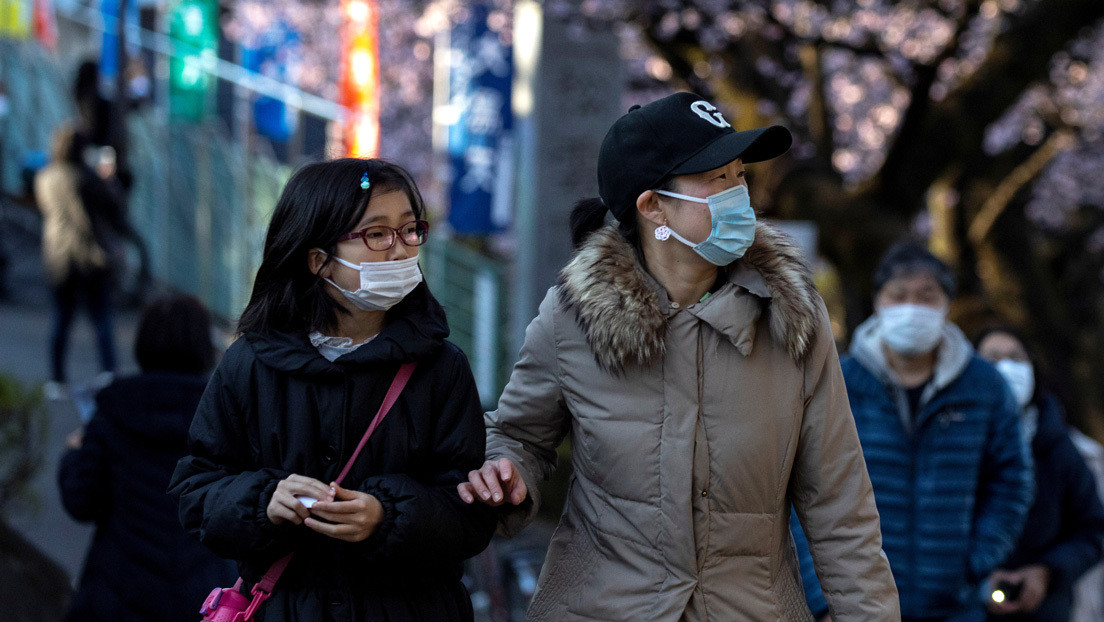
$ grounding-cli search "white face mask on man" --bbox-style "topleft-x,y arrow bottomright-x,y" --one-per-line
315,251 -> 423,311
877,303 -> 946,356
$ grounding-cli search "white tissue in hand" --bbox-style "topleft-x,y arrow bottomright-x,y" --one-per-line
295,496 -> 318,509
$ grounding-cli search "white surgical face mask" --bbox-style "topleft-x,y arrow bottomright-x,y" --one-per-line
317,251 -> 422,311
994,359 -> 1035,409
877,303 -> 946,355
654,184 -> 756,266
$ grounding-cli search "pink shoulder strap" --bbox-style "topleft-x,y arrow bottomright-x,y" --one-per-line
242,362 -> 417,609
334,362 -> 417,486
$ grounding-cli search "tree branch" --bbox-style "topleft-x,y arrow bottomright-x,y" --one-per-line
875,0 -> 1104,214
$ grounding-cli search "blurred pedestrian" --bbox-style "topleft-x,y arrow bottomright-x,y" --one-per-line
72,58 -> 152,299
73,60 -> 112,155
34,124 -> 125,395
58,294 -> 236,621
459,92 -> 898,620
792,242 -> 1033,622
169,158 -> 497,621
975,326 -> 1104,622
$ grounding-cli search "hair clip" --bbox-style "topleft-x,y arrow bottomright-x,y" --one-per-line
360,172 -> 371,190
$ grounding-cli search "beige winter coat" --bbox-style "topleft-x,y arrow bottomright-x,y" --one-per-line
34,162 -> 107,282
486,223 -> 899,621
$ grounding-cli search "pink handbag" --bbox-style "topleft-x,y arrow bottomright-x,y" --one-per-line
198,363 -> 417,621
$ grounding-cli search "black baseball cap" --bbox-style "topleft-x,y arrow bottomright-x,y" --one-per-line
597,92 -> 792,222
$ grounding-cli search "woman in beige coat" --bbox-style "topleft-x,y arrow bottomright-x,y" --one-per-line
34,124 -> 122,388
460,92 -> 899,621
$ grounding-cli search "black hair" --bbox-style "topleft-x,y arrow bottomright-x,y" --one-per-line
135,294 -> 216,374
74,60 -> 100,103
973,323 -> 1045,406
568,176 -> 681,251
569,198 -> 642,251
873,240 -> 956,298
237,158 -> 426,336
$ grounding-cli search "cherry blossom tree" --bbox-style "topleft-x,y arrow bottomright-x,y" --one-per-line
223,0 -> 1104,429
563,0 -> 1104,429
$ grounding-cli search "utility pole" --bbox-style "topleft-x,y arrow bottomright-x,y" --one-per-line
111,0 -> 129,174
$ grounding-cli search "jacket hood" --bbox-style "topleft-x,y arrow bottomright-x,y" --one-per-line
244,282 -> 450,376
557,222 -> 820,374
849,312 -> 973,391
95,372 -> 210,447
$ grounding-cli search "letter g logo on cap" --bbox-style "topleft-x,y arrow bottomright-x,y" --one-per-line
690,100 -> 731,128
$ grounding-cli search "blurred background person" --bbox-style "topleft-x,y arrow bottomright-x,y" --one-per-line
975,326 -> 1104,622
793,241 -> 1033,622
34,124 -> 126,397
72,61 -> 112,158
57,293 -> 235,622
70,59 -> 151,301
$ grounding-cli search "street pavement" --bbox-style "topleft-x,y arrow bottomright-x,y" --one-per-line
0,202 -> 139,585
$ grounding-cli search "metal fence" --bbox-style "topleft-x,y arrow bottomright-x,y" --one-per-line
421,238 -> 514,408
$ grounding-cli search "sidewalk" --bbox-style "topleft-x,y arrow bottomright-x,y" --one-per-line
0,203 -> 140,585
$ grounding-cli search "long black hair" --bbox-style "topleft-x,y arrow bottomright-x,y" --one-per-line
237,158 -> 426,336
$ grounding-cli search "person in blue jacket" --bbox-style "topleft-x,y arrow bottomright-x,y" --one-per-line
975,326 -> 1104,622
792,241 -> 1033,622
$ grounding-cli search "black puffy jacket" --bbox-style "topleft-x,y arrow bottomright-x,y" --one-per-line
59,372 -> 238,621
169,284 -> 497,622
987,393 -> 1104,622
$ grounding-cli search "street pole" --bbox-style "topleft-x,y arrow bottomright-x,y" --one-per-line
112,0 -> 129,172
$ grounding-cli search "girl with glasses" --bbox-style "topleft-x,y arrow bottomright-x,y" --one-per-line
170,158 -> 496,622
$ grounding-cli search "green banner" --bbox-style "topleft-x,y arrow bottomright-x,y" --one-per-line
168,0 -> 217,122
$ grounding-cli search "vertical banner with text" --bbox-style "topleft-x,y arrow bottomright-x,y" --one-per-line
447,3 -> 512,235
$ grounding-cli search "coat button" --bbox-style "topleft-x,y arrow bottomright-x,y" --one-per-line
671,301 -> 680,309
322,445 -> 338,464
701,489 -> 708,497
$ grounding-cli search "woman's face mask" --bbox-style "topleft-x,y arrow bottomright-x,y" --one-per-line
877,303 -> 946,355
994,359 -> 1035,409
654,184 -> 756,266
316,252 -> 423,311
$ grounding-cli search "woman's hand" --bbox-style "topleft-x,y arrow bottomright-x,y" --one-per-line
266,474 -> 333,526
304,483 -> 384,542
457,458 -> 527,506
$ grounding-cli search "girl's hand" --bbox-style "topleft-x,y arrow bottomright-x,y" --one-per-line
304,483 -> 384,542
266,475 -> 333,525
457,458 -> 528,506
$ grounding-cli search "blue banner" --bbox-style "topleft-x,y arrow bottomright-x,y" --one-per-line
447,3 -> 513,235
99,0 -> 139,82
241,20 -> 301,143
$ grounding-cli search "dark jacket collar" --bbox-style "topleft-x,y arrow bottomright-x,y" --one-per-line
244,282 -> 449,377
95,372 -> 210,445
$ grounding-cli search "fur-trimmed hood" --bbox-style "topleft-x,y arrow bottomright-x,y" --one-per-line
557,222 -> 820,374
